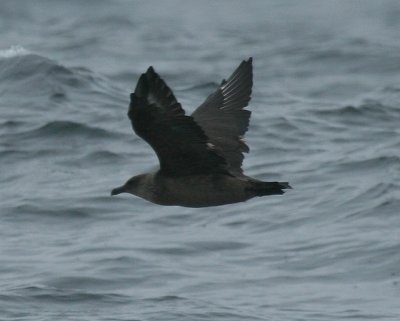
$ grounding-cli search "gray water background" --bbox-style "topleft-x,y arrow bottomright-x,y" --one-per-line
1,1 -> 400,320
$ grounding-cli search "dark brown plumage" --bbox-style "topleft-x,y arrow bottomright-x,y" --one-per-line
111,58 -> 291,207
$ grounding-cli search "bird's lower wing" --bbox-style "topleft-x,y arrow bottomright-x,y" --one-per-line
128,67 -> 228,177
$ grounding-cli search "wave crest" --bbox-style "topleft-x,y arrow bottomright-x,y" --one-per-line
0,45 -> 30,58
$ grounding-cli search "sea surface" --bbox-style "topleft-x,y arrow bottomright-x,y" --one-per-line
1,1 -> 400,320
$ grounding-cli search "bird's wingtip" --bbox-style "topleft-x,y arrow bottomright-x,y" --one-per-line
146,66 -> 155,74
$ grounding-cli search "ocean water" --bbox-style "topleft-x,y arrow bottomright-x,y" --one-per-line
1,1 -> 400,320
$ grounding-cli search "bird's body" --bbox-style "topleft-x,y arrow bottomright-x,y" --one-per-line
114,171 -> 286,208
111,58 -> 291,207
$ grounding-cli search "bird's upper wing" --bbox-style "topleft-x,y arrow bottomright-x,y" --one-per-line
191,58 -> 253,176
128,67 -> 228,177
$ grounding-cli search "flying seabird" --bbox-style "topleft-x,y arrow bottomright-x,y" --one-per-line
111,58 -> 291,207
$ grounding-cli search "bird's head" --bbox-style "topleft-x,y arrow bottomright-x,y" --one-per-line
111,174 -> 146,196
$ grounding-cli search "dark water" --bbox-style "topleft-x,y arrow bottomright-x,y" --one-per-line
1,1 -> 400,320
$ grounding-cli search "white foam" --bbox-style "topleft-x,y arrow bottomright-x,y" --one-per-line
0,45 -> 30,58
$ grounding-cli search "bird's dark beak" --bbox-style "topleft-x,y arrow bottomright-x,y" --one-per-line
111,185 -> 125,196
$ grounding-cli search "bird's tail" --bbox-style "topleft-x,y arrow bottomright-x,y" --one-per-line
248,181 -> 292,196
